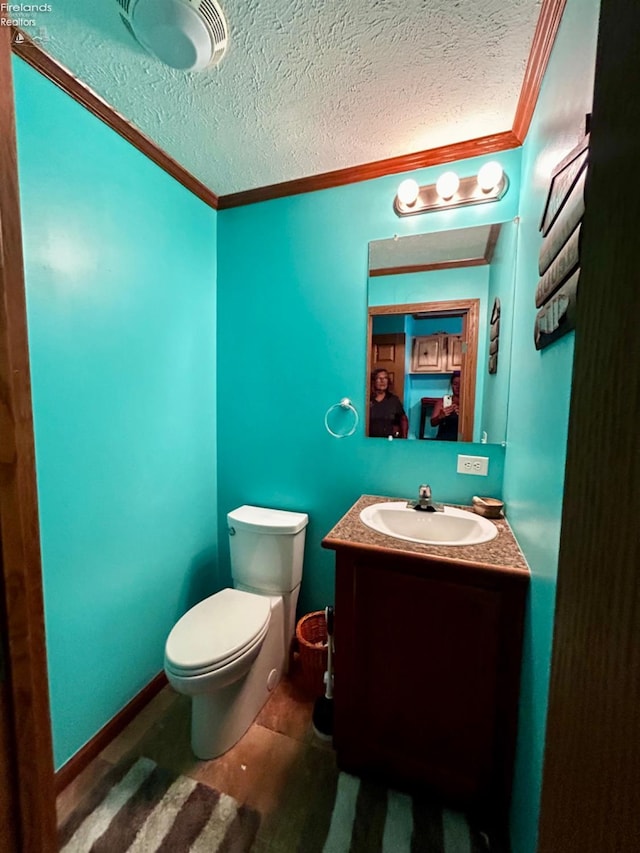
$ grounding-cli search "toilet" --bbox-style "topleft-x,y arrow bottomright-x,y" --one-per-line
164,505 -> 309,759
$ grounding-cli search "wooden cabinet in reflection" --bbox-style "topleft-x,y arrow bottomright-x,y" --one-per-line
411,333 -> 463,374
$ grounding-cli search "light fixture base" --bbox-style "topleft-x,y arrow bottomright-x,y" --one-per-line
394,173 -> 509,217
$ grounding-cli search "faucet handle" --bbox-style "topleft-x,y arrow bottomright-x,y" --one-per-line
419,484 -> 431,498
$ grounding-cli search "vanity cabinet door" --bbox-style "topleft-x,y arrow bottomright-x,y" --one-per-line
333,550 -> 525,815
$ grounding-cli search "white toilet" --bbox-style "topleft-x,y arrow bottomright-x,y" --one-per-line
164,505 -> 309,759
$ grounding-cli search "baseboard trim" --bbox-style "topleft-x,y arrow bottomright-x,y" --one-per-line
54,672 -> 168,795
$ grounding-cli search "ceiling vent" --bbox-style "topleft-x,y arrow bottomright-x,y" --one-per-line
118,0 -> 228,72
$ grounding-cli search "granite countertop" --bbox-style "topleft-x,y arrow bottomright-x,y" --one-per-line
322,494 -> 529,577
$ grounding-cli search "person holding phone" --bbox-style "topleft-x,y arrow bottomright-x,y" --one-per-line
430,371 -> 461,441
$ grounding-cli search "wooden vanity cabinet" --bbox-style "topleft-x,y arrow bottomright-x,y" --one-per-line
330,545 -> 528,818
411,333 -> 463,373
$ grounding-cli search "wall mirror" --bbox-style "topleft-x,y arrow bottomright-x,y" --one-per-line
367,220 -> 518,444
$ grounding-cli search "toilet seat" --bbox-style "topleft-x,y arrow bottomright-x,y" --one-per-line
165,588 -> 271,678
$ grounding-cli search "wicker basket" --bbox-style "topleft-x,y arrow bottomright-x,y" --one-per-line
295,611 -> 328,697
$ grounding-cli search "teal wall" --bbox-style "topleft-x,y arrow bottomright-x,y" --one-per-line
368,264 -> 488,308
217,148 -> 521,615
13,58 -> 219,769
504,1 -> 601,850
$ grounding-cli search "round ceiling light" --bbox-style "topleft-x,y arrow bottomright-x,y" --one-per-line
435,171 -> 460,201
477,161 -> 504,192
397,179 -> 420,206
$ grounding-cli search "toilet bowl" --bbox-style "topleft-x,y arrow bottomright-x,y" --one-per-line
163,505 -> 308,759
165,588 -> 285,758
165,587 -> 272,689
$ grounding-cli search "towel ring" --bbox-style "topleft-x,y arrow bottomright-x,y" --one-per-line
324,398 -> 359,438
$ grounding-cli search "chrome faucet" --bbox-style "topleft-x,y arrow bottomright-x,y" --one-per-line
418,484 -> 432,509
408,483 -> 444,512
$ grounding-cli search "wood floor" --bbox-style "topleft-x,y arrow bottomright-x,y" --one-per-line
56,665 -> 338,851
55,663 -> 506,852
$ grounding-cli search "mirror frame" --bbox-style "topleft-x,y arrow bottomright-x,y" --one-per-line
366,298 -> 480,441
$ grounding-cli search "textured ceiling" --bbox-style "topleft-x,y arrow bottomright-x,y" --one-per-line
23,0 -> 541,196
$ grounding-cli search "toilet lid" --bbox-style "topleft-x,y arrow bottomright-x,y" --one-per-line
165,588 -> 271,674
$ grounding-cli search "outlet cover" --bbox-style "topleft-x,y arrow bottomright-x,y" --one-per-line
457,454 -> 489,476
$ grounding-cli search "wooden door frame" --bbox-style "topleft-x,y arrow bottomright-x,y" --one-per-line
366,299 -> 479,441
537,0 -> 640,848
0,26 -> 57,853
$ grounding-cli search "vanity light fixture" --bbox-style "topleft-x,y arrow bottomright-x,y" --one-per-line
394,162 -> 509,217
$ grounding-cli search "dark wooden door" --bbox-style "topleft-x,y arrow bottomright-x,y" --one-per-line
538,2 -> 640,850
371,333 -> 406,402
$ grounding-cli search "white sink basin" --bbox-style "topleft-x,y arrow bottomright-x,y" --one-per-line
359,501 -> 498,546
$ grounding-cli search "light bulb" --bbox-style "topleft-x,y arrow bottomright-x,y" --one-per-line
435,171 -> 460,200
477,161 -> 504,192
397,179 -> 420,206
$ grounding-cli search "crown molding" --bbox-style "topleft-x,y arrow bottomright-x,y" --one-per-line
220,0 -> 568,208
217,131 -> 520,209
370,258 -> 489,277
11,0 -> 568,208
512,0 -> 569,142
10,28 -> 219,210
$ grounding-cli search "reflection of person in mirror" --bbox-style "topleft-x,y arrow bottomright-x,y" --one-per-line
431,371 -> 461,441
369,368 -> 408,438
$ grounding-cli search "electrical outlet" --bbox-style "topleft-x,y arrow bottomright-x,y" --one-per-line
457,454 -> 489,476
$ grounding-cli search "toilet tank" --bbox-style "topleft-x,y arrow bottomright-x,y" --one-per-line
227,505 -> 309,594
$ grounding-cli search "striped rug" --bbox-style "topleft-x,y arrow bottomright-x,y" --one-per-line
58,756 -> 260,852
299,771 -> 494,853
60,756 -> 498,852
